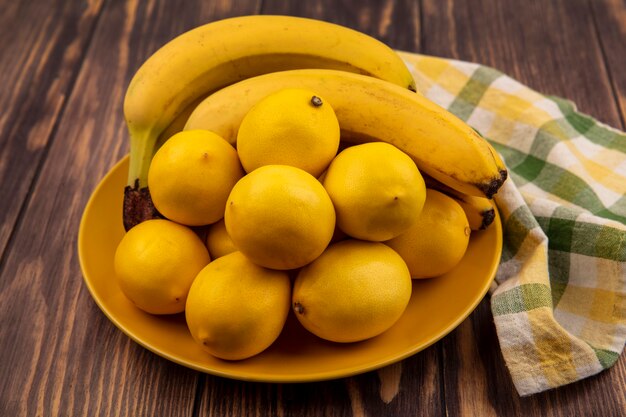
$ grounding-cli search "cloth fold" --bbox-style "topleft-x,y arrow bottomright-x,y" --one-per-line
398,51 -> 626,396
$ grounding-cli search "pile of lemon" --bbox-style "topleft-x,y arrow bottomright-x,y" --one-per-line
114,89 -> 471,360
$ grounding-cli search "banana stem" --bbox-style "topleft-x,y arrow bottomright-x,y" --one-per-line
123,129 -> 162,231
127,129 -> 158,188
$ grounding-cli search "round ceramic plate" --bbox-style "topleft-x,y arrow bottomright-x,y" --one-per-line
78,156 -> 502,382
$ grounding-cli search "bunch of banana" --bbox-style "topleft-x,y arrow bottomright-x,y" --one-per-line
122,15 -> 417,230
184,69 -> 507,201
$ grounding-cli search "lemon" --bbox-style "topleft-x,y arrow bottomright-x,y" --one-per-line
323,142 -> 426,241
225,165 -> 335,270
292,240 -> 412,343
385,189 -> 471,278
206,219 -> 237,259
236,88 -> 340,177
148,129 -> 244,226
114,219 -> 210,314
185,251 -> 291,360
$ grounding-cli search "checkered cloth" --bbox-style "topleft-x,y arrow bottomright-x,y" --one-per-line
397,52 -> 626,396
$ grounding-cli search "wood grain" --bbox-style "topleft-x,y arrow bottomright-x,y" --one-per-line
261,0 -> 421,52
421,0 -> 626,415
0,0 -> 259,416
194,345 -> 442,417
1,0 -> 625,415
421,0 -> 622,128
0,0 -> 103,272
591,0 -> 626,126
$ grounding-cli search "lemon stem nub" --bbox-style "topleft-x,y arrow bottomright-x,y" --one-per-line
311,96 -> 323,107
294,302 -> 305,314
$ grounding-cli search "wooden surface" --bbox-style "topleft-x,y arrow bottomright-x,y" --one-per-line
0,0 -> 624,415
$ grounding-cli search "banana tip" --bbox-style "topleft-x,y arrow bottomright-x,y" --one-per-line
123,182 -> 162,230
480,209 -> 496,230
480,169 -> 508,199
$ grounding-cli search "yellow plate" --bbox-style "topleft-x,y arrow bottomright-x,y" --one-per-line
78,156 -> 502,382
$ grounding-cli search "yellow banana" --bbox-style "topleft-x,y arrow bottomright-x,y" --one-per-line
454,194 -> 496,231
122,15 -> 416,229
185,69 -> 507,199
423,175 -> 496,230
153,95 -> 209,152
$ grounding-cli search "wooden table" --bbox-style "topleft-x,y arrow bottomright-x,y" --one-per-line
1,0 -> 625,415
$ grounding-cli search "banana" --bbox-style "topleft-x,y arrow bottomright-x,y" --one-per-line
153,95 -> 209,152
122,15 -> 416,230
423,176 -> 496,230
455,194 -> 496,231
185,69 -> 507,199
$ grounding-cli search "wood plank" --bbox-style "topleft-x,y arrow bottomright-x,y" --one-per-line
352,348 -> 443,417
0,0 -> 103,271
591,0 -> 626,126
421,0 -> 626,414
194,346 -> 442,416
261,0 -> 421,52
421,0 -> 622,128
442,300 -> 510,417
0,1 -> 259,416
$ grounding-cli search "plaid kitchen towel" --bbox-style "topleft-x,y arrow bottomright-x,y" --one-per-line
397,52 -> 626,396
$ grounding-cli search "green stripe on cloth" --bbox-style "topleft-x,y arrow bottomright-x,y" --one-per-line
448,66 -> 502,121
491,142 -> 626,224
550,282 -> 568,308
542,208 -> 578,306
606,195 -> 626,219
527,117 -> 585,159
501,205 -> 539,262
529,126 -> 562,160
550,96 -> 626,152
535,216 -> 626,261
489,140 -> 530,173
492,283 -> 553,316
591,347 -> 621,368
594,224 -> 626,261
514,154 -> 546,183
585,125 -> 626,153
547,250 -> 570,306
546,217 -> 575,253
567,112 -> 595,135
552,205 -> 584,221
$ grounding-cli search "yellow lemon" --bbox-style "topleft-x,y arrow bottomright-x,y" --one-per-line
225,165 -> 335,270
185,251 -> 291,360
114,219 -> 210,314
236,88 -> 340,177
148,129 -> 244,226
206,219 -> 237,259
385,189 -> 471,278
292,240 -> 412,343
323,142 -> 426,241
